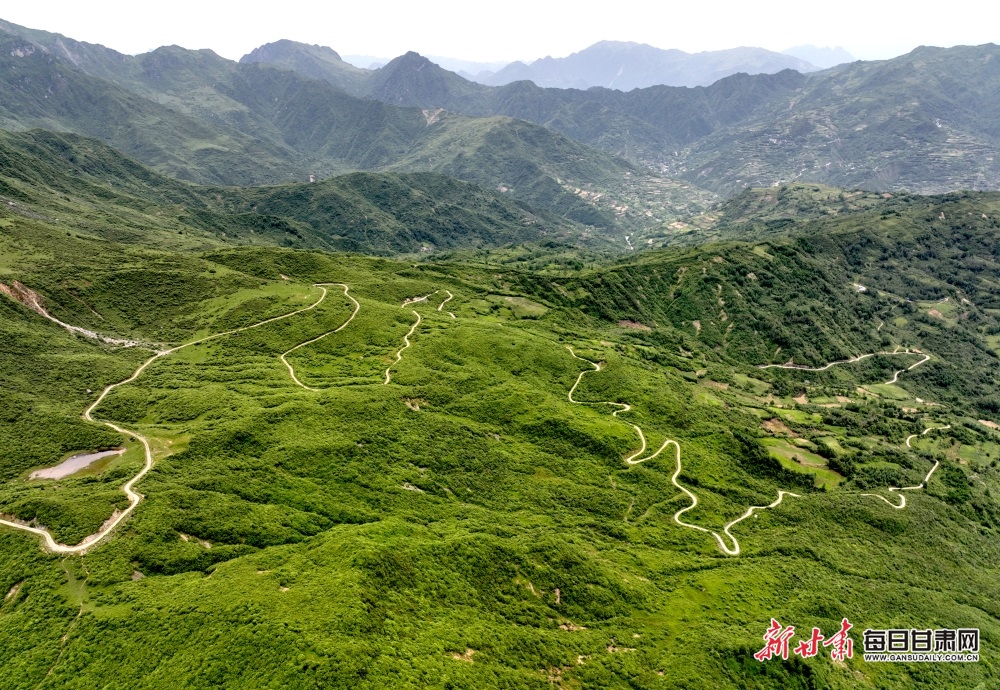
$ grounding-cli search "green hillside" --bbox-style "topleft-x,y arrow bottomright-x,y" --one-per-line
0,23 -> 690,234
0,129 -> 581,254
28,21 -> 999,230
242,39 -> 1000,197
671,45 -> 1000,194
204,171 -> 582,252
2,174 -> 1000,686
0,32 -> 300,186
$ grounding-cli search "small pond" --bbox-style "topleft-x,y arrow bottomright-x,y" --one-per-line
29,448 -> 125,480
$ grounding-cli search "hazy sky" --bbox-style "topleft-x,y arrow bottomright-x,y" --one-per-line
3,0 -> 997,63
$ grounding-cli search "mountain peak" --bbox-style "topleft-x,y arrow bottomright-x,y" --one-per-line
369,51 -> 483,107
238,39 -> 369,94
241,39 -> 345,66
385,51 -> 434,68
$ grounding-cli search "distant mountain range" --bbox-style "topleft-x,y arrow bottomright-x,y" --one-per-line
343,42 -> 824,90
471,41 -> 819,90
341,42 -> 821,90
2,14 -> 999,239
242,39 -> 1000,195
1,19 -> 688,235
343,54 -> 511,78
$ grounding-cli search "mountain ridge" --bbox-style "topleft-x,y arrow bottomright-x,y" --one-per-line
0,22 -> 677,233
477,40 -> 819,90
0,128 -> 582,253
236,36 -> 1000,196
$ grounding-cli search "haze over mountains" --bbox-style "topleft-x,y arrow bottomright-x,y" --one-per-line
782,44 -> 855,69
343,42 -> 857,89
471,41 -> 819,89
241,37 -> 1000,197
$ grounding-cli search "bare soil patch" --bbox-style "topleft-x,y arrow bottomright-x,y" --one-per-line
421,108 -> 445,125
762,419 -> 794,436
450,648 -> 476,663
5,581 -> 22,601
617,319 -> 651,331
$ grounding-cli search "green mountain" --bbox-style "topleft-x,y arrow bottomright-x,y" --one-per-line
243,39 -> 1000,197
30,21 -> 998,231
0,129 -> 580,253
0,31 -> 300,186
3,172 -> 1000,687
670,44 -> 1000,194
3,18 -> 1000,686
239,39 -> 371,94
0,21 -> 697,235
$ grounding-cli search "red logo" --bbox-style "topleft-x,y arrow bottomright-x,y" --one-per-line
756,618 -> 854,661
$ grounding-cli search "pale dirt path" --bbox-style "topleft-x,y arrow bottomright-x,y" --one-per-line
402,291 -> 437,307
437,290 -> 456,318
565,346 -> 797,555
384,310 -> 422,385
861,425 -> 951,509
0,285 -> 332,553
760,346 -> 948,508
280,284 -> 360,391
666,437 -> 800,556
883,353 -> 931,385
757,348 -> 928,378
382,291 -> 457,384
1,281 -> 143,348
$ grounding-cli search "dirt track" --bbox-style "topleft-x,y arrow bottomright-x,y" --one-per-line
0,284 -> 333,553
281,284 -> 360,391
565,346 -> 796,556
861,425 -> 951,509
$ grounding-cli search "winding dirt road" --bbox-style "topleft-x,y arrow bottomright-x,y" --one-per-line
883,353 -> 931,385
437,290 -> 455,318
0,284 -> 333,553
1,281 -> 143,347
280,284 -> 360,391
669,442 -> 800,556
760,347 -> 950,509
861,425 -> 952,509
758,348 -> 929,381
384,310 -> 422,385
566,346 -> 797,555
